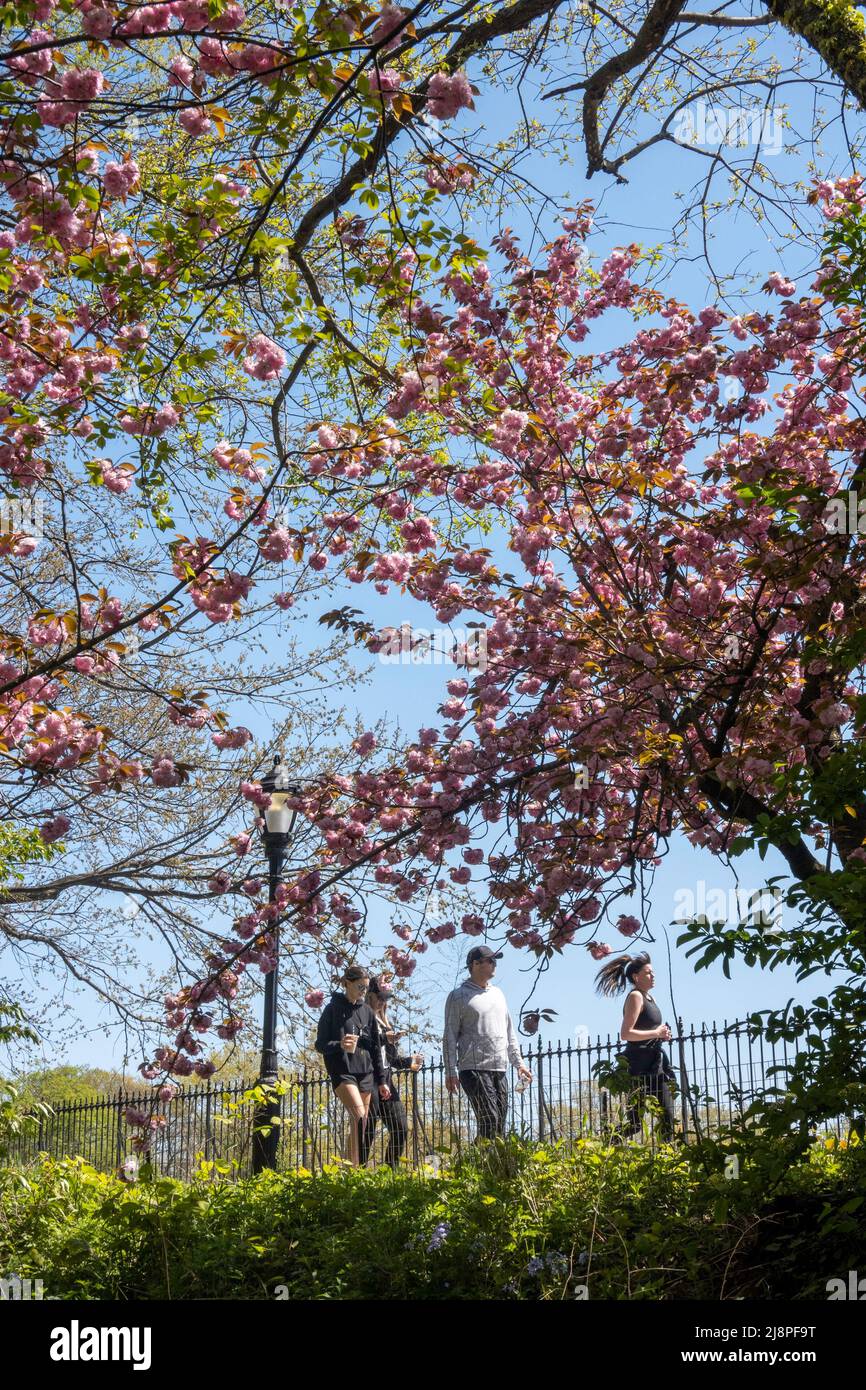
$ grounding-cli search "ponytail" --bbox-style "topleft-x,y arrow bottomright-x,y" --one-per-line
594,952 -> 651,997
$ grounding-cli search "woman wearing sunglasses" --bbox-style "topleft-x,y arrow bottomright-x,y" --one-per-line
315,965 -> 390,1166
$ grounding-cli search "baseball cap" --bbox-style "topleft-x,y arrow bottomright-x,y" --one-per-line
466,944 -> 504,967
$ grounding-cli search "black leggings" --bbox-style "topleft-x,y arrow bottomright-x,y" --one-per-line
359,1087 -> 408,1168
623,1071 -> 676,1139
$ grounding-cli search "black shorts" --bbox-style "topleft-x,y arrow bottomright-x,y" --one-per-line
331,1073 -> 374,1094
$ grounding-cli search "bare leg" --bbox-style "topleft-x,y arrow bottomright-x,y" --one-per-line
358,1090 -> 373,1164
335,1083 -> 368,1166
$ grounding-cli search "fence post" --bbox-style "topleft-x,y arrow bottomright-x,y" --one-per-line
410,1067 -> 420,1168
536,1038 -> 545,1141
204,1086 -> 212,1166
115,1088 -> 125,1171
677,1016 -> 689,1141
447,1058 -> 460,1158
302,1069 -> 311,1171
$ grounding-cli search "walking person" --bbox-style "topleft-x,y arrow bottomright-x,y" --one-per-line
443,945 -> 532,1140
361,975 -> 424,1168
315,965 -> 390,1166
594,951 -> 677,1142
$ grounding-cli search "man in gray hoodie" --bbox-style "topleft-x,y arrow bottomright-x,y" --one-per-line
443,945 -> 533,1139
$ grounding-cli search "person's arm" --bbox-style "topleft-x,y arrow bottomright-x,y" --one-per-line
505,1003 -> 523,1069
504,998 -> 532,1080
369,1012 -> 386,1088
620,992 -> 667,1042
314,1003 -> 342,1057
443,990 -> 461,1078
381,1022 -> 413,1070
369,1013 -> 391,1098
386,1030 -> 423,1071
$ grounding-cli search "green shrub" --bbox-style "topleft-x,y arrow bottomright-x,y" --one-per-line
1,1136 -> 863,1300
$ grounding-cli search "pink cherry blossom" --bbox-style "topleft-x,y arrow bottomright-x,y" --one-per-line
35,99 -> 77,127
616,915 -> 641,938
242,334 -> 287,381
368,68 -> 402,96
103,160 -> 141,199
764,270 -> 796,297
95,460 -> 134,493
81,6 -> 115,37
178,106 -> 212,137
425,71 -> 474,121
461,915 -> 485,936
168,55 -> 196,88
151,756 -> 182,787
370,4 -> 406,49
240,780 -> 271,810
59,68 -> 108,103
588,943 -> 613,961
40,813 -> 70,843
212,726 -> 253,750
258,526 -> 292,562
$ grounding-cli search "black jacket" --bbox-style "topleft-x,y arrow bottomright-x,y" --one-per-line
315,992 -> 385,1086
375,1027 -> 414,1089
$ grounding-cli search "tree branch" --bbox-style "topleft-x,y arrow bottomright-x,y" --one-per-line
679,10 -> 774,24
545,0 -> 688,177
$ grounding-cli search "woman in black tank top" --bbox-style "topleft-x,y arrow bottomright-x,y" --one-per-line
594,951 -> 677,1141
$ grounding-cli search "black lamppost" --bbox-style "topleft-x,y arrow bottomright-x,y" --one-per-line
251,752 -> 300,1175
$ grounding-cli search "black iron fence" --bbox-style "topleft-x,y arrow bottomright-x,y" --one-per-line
6,1017 -> 846,1180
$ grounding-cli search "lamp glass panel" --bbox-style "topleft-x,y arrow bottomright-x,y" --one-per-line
264,790 -> 292,835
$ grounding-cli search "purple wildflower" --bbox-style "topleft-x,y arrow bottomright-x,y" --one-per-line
427,1220 -> 451,1251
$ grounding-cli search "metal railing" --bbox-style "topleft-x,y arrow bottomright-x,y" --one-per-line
5,1017 -> 845,1179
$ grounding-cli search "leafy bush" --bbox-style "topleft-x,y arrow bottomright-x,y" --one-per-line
0,1080 -> 52,1165
1,1137 -> 863,1300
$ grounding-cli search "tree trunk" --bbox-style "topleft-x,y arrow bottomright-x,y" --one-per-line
764,0 -> 866,108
